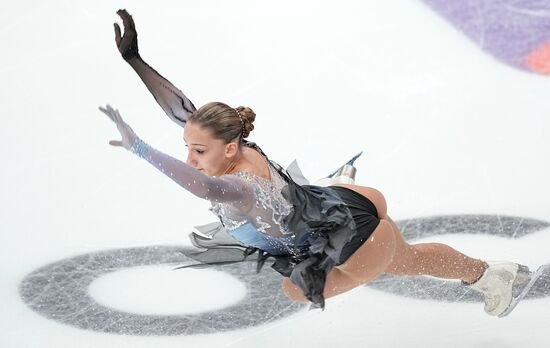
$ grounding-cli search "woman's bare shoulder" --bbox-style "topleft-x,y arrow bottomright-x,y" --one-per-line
236,146 -> 272,181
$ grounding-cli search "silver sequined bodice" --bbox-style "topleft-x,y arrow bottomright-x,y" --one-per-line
211,163 -> 294,238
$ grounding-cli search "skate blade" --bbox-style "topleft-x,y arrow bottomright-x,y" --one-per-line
498,264 -> 550,318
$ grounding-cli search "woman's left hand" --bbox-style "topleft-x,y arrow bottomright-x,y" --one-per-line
98,104 -> 137,150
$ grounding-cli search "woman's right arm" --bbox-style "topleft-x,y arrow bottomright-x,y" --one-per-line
131,138 -> 253,204
99,105 -> 253,206
114,9 -> 196,127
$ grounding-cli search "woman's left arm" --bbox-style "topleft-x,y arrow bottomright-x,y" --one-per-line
114,9 -> 196,128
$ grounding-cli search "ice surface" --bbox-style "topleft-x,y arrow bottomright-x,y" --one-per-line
2,0 -> 550,347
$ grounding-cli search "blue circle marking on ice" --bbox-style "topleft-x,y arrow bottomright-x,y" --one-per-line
19,214 -> 550,336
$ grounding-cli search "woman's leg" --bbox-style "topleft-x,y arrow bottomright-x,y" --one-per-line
282,183 -> 487,302
331,184 -> 487,284
383,215 -> 486,283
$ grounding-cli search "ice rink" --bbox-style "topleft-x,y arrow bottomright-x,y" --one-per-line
2,1 -> 550,347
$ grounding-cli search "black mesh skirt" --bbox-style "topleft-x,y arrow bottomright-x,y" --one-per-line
261,180 -> 384,310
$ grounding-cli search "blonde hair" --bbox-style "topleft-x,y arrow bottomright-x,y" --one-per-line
188,102 -> 256,143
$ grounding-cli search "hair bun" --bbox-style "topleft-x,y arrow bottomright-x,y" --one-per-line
235,106 -> 256,138
189,102 -> 257,143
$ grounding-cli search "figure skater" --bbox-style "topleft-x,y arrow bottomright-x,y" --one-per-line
99,9 -> 531,316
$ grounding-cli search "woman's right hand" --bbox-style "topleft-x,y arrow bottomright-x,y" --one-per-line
114,9 -> 140,61
99,104 -> 138,151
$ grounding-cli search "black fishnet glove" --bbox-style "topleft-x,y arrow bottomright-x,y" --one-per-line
114,9 -> 140,61
111,8 -> 196,127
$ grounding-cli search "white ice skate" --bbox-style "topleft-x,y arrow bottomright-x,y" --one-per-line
314,152 -> 362,187
466,261 -> 531,317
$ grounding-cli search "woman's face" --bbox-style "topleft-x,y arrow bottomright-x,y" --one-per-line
183,121 -> 238,176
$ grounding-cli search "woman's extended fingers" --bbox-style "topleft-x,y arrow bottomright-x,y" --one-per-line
118,9 -> 135,29
114,23 -> 122,46
98,106 -> 124,147
105,104 -> 117,116
109,140 -> 123,147
114,9 -> 139,60
98,104 -> 136,150
111,107 -> 124,125
98,106 -> 116,123
98,104 -> 124,125
114,108 -> 123,121
126,10 -> 136,29
117,9 -> 135,32
99,105 -> 115,119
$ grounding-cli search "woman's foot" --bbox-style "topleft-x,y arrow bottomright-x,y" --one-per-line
465,261 -> 531,316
